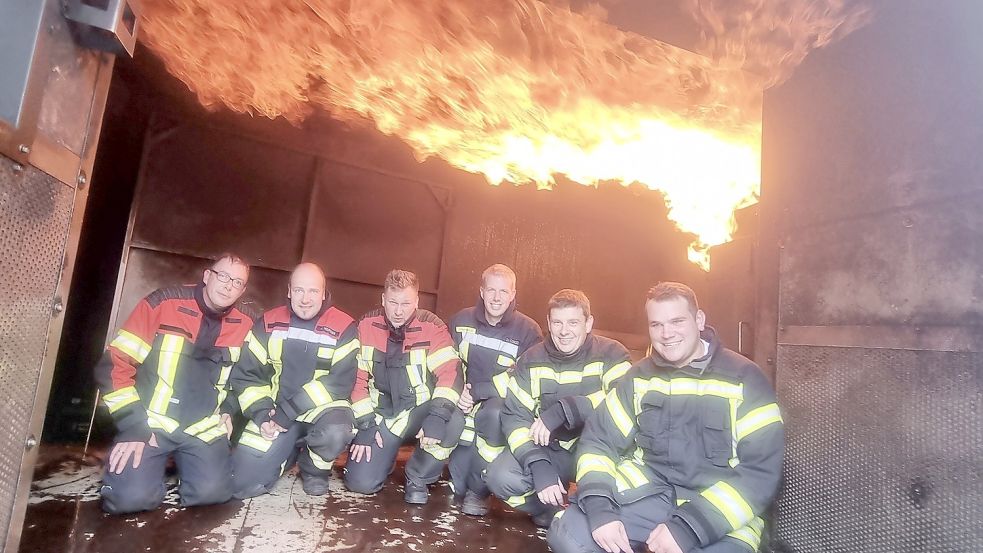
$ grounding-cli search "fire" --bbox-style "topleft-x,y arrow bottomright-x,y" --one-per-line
138,0 -> 869,270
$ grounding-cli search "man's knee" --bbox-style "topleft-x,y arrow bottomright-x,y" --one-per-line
547,508 -> 598,553
474,398 -> 503,440
100,481 -> 166,515
307,423 -> 353,460
343,463 -> 386,495
486,456 -> 528,499
180,472 -> 233,507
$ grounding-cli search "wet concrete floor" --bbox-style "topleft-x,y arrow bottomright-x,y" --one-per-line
21,444 -> 548,553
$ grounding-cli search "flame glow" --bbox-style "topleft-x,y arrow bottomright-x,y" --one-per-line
139,0 -> 869,270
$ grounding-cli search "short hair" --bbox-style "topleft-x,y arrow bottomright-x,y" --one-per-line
384,269 -> 419,292
212,252 -> 250,276
481,263 -> 516,289
548,289 -> 591,319
646,282 -> 699,314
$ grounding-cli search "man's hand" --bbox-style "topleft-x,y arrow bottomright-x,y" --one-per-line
591,520 -> 632,553
220,413 -> 233,439
416,428 -> 439,447
260,420 -> 286,440
647,524 -> 683,553
108,433 -> 158,475
349,431 -> 383,463
458,383 -> 474,412
530,417 -> 551,446
536,478 -> 567,507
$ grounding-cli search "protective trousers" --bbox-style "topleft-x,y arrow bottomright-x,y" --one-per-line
231,407 -> 354,498
486,443 -> 575,515
344,402 -> 466,494
100,431 -> 232,514
548,494 -> 753,553
448,397 -> 505,498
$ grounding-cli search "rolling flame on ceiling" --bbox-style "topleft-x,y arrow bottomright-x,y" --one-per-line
139,0 -> 870,270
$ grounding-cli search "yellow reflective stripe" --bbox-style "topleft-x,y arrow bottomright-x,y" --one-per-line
215,364 -> 233,409
147,410 -> 180,433
508,377 -> 536,411
238,422 -> 273,452
505,492 -> 532,508
303,380 -> 333,407
239,385 -> 272,411
606,392 -> 635,437
195,425 -> 228,443
308,448 -> 334,470
459,340 -> 470,363
246,331 -> 268,364
602,361 -> 632,390
406,363 -> 424,387
432,386 -> 460,404
617,459 -> 649,488
586,390 -> 606,408
316,346 -> 335,359
351,397 -> 375,418
507,427 -> 532,452
332,338 -> 359,363
455,326 -> 476,334
421,440 -> 455,461
409,349 -> 427,365
736,403 -> 783,441
298,399 -> 350,423
577,453 -> 618,480
701,481 -> 755,531
671,378 -> 744,400
148,334 -> 183,414
496,355 -> 515,368
530,365 -> 600,391
385,409 -> 413,437
557,437 -> 577,451
184,414 -> 220,436
358,346 -> 375,374
475,435 -> 505,463
492,371 -> 510,398
459,428 -> 475,444
111,329 -> 152,362
727,517 -> 764,550
583,362 -> 604,378
229,346 -> 241,363
427,346 -> 458,370
268,336 -> 285,398
103,386 -> 140,413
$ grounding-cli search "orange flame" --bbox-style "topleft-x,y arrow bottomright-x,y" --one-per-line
139,0 -> 869,270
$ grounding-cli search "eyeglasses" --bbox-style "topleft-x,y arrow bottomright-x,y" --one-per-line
209,269 -> 246,290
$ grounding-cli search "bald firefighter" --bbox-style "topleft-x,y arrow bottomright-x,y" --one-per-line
230,263 -> 359,497
487,289 -> 631,526
94,253 -> 253,514
548,282 -> 785,553
344,269 -> 466,504
447,263 -> 542,516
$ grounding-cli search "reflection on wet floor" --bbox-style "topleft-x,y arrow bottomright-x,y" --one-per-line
23,444 -> 548,553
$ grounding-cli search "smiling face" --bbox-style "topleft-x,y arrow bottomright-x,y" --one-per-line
548,305 -> 593,355
288,263 -> 326,320
646,296 -> 706,367
480,273 -> 515,325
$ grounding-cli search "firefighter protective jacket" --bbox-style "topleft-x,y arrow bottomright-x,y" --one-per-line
575,327 -> 784,552
350,309 -> 463,441
449,299 -> 542,402
230,303 -> 359,438
503,334 -> 631,471
95,284 -> 253,443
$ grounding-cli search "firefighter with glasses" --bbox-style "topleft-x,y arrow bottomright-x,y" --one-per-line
548,282 -> 785,553
94,253 -> 253,514
230,262 -> 359,497
487,289 -> 631,527
344,269 -> 466,504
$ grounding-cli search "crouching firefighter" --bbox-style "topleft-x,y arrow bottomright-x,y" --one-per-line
94,253 -> 253,514
486,289 -> 631,527
344,269 -> 466,504
447,263 -> 542,516
548,282 -> 785,553
230,263 -> 359,497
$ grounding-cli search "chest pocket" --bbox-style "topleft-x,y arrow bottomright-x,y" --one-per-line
636,393 -> 669,457
702,402 -> 733,467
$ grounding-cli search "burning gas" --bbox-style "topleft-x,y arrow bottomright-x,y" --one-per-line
139,0 -> 869,270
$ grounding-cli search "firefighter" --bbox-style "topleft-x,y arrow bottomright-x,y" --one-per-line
486,289 -> 631,527
94,253 -> 253,514
229,262 -> 359,497
343,269 -> 466,504
547,282 -> 785,553
447,264 -> 542,516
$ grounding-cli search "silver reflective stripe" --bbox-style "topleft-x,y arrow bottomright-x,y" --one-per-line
270,327 -> 338,347
462,332 -> 519,358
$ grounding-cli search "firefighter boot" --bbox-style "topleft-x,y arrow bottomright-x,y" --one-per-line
404,480 -> 429,505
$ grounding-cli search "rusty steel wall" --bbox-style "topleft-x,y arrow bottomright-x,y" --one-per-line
763,1 -> 983,551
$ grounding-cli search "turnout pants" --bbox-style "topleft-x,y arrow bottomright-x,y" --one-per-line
448,397 -> 506,498
344,401 -> 466,494
232,407 -> 354,498
486,443 -> 575,515
548,494 -> 753,553
100,431 -> 232,514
